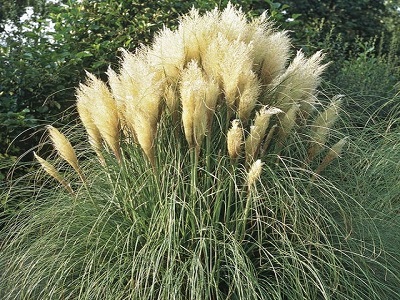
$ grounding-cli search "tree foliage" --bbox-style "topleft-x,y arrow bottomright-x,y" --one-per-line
282,0 -> 387,39
280,0 -> 400,54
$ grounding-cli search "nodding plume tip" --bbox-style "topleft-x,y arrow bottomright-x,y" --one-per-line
247,159 -> 264,187
33,151 -> 74,194
227,119 -> 243,160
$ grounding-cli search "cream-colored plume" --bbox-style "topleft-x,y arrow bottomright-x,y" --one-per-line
259,31 -> 291,85
68,4 -> 339,173
245,106 -> 282,162
134,112 -> 157,167
34,152 -> 74,194
164,83 -> 180,127
312,137 -> 348,180
244,11 -> 271,67
78,72 -> 121,162
219,3 -> 248,42
47,125 -> 85,182
237,71 -> 260,122
148,27 -> 185,81
270,50 -> 328,112
204,77 -> 220,132
202,37 -> 224,83
227,119 -> 243,160
114,54 -> 142,137
117,49 -> 164,166
219,38 -> 254,110
247,159 -> 264,187
203,32 -> 255,111
307,97 -> 342,162
178,7 -> 219,63
76,92 -> 104,163
107,67 -> 128,133
180,60 -> 209,154
276,103 -> 300,150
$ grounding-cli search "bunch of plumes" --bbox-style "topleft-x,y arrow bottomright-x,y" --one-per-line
36,3 -> 345,190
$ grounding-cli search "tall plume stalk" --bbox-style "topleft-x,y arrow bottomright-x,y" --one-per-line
76,72 -> 121,162
311,137 -> 348,181
307,96 -> 342,163
47,126 -> 85,183
33,152 -> 74,194
245,106 -> 282,164
227,119 -> 243,161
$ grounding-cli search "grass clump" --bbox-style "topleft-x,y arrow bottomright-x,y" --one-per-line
1,3 -> 398,299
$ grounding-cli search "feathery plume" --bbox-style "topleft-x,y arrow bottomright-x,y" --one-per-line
307,97 -> 342,162
34,152 -> 74,194
181,61 -> 199,148
237,71 -> 260,122
276,103 -> 300,151
118,50 -> 163,166
202,34 -> 255,112
68,4 -> 337,174
245,106 -> 282,162
270,50 -> 328,112
47,125 -> 85,182
219,3 -> 248,42
193,98 -> 208,156
204,77 -> 220,132
114,52 -> 142,138
227,119 -> 243,160
79,72 -> 121,162
134,112 -> 157,168
219,38 -> 254,110
76,92 -> 104,164
164,83 -> 180,127
107,67 -> 128,130
244,11 -> 272,67
178,7 -> 219,63
148,27 -> 185,81
202,34 -> 225,83
259,31 -> 291,85
247,159 -> 264,187
180,60 -> 209,153
312,137 -> 348,180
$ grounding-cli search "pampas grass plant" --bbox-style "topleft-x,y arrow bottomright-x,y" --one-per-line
1,3 -> 398,300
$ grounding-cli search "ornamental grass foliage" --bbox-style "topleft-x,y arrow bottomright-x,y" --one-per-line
1,3 -> 398,300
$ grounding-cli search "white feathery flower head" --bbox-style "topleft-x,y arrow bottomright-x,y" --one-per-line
47,125 -> 79,171
247,159 -> 264,186
227,119 -> 243,159
149,27 -> 185,80
259,31 -> 291,84
219,2 -> 248,41
269,50 -> 328,111
244,106 -> 282,163
237,71 -> 260,122
80,72 -> 121,161
180,60 -> 209,151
